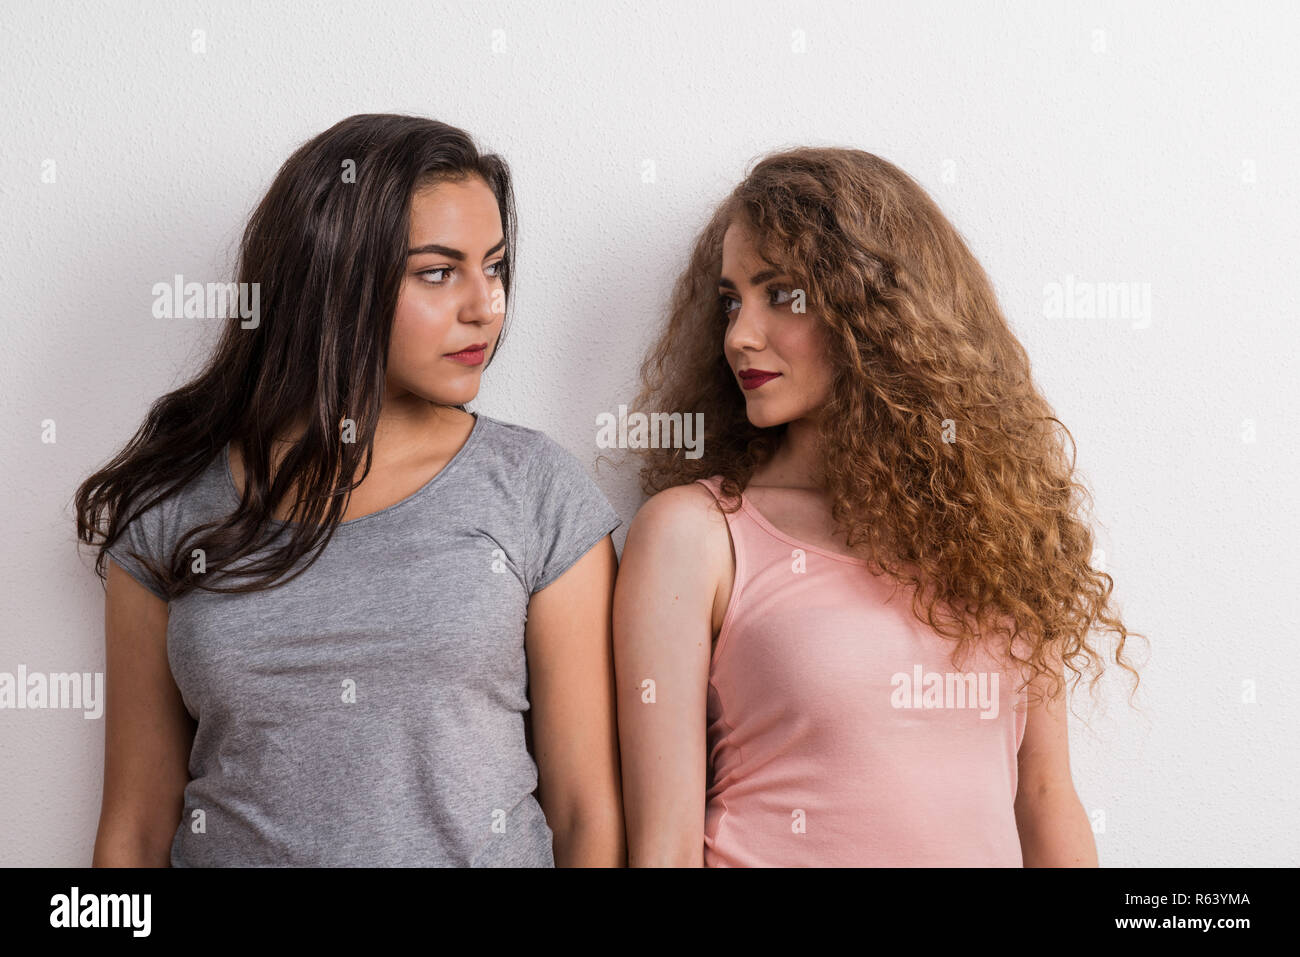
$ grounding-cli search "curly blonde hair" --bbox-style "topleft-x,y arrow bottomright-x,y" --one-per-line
632,147 -> 1144,708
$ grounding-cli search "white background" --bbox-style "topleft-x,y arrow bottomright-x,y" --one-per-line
1,0 -> 1296,866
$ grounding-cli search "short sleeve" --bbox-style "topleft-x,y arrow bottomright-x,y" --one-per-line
523,435 -> 622,594
104,498 -> 172,602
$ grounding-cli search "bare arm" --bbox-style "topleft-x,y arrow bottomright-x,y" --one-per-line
612,486 -> 727,867
1013,655 -> 1099,867
525,535 -> 625,867
93,560 -> 193,867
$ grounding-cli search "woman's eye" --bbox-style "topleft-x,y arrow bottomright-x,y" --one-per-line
718,289 -> 793,314
420,261 -> 504,285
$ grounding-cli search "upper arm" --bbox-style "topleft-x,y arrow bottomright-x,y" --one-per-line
1013,651 -> 1075,805
524,533 -> 623,865
94,558 -> 193,867
1012,649 -> 1099,866
611,484 -> 729,867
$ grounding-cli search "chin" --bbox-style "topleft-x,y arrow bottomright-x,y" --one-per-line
744,404 -> 788,429
410,380 -> 481,407
745,397 -> 817,430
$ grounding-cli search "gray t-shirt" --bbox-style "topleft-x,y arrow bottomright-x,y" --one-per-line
104,412 -> 622,867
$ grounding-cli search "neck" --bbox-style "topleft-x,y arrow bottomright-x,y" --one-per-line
755,414 -> 825,489
369,392 -> 466,459
251,393 -> 470,482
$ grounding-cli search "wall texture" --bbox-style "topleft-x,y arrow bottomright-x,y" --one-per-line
1,0 -> 1296,866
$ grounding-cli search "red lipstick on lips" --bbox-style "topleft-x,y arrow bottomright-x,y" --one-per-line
738,368 -> 781,390
444,342 -> 488,366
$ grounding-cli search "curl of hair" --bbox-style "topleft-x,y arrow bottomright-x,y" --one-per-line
632,147 -> 1145,710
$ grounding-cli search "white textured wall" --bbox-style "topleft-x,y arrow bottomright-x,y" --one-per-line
2,0 -> 1296,866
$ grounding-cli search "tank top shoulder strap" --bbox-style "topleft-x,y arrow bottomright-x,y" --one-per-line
693,475 -> 785,562
693,474 -> 730,501
694,475 -> 743,546
693,475 -> 742,523
696,472 -> 832,575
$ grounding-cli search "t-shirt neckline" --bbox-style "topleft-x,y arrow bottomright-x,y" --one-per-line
220,412 -> 485,529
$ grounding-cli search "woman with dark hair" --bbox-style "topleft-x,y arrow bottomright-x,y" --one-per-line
78,114 -> 625,867
613,147 -> 1144,867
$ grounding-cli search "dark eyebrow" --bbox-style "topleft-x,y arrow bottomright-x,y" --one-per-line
407,237 -> 506,259
718,268 -> 781,290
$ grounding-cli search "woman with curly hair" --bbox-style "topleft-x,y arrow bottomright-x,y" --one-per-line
613,147 -> 1143,867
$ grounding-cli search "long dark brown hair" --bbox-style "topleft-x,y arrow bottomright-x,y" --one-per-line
76,113 -> 517,600
633,147 -> 1144,707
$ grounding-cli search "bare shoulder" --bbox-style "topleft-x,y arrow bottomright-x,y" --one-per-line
622,483 -> 732,587
628,482 -> 728,548
617,482 -> 735,640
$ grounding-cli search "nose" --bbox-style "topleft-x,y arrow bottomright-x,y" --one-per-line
724,298 -> 765,353
461,270 -> 500,324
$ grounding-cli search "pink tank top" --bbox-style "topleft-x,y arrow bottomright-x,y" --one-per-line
695,475 -> 1030,867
